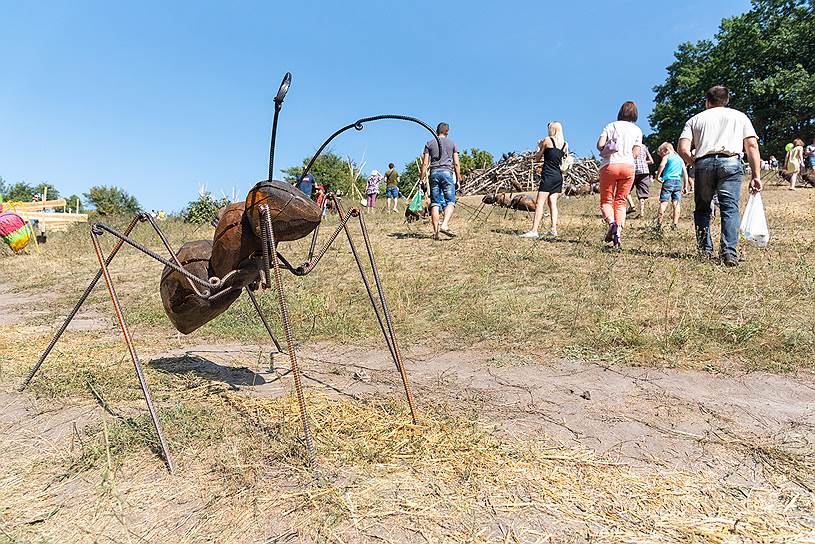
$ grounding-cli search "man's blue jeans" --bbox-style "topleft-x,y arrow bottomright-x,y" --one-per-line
693,156 -> 743,257
429,170 -> 456,209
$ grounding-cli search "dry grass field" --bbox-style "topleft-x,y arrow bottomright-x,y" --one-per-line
1,177 -> 814,542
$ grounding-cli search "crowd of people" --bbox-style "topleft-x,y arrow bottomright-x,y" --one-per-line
412,85 -> 767,266
291,85 -> 802,268
512,85 -> 764,266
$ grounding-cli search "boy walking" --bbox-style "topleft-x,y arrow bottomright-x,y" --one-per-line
655,143 -> 688,230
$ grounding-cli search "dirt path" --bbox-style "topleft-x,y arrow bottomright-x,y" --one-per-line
2,286 -> 815,541
0,285 -> 107,331
147,341 -> 815,490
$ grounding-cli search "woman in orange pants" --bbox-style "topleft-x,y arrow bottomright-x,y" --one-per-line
596,101 -> 643,249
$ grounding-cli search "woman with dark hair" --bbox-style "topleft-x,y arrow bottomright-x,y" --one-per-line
596,101 -> 642,249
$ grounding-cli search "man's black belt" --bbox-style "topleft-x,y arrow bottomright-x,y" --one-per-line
696,153 -> 738,161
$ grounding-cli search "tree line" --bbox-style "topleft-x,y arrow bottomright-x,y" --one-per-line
0,177 -> 141,216
647,0 -> 814,158
280,148 -> 495,196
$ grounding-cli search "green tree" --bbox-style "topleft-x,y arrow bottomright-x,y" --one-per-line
400,156 -> 423,193
83,185 -> 141,215
648,0 -> 815,159
4,182 -> 36,202
32,182 -> 60,200
182,191 -> 231,224
282,151 -> 365,195
64,194 -> 86,213
459,148 -> 495,176
0,181 -> 61,202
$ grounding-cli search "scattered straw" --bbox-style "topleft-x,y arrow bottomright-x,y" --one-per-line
2,387 -> 814,542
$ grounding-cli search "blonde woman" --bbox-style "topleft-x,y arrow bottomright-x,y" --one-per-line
520,122 -> 568,238
785,138 -> 805,190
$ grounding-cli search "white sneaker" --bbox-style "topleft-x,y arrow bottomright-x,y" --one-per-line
519,231 -> 539,239
548,228 -> 558,237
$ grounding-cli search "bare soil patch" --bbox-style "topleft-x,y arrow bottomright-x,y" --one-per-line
2,338 -> 814,542
150,341 -> 815,488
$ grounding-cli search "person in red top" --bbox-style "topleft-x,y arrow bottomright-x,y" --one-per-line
313,182 -> 326,209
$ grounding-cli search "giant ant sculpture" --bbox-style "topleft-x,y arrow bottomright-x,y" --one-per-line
19,73 -> 442,474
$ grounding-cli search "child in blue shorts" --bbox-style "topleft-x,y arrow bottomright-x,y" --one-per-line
655,142 -> 688,231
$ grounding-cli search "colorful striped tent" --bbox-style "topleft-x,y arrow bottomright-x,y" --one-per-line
0,212 -> 33,252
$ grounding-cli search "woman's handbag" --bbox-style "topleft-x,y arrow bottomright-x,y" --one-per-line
600,123 -> 620,159
560,152 -> 575,173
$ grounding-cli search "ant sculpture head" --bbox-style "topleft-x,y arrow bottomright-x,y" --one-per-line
244,72 -> 322,243
241,72 -> 442,247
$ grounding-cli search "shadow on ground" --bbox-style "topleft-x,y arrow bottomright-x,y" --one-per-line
149,354 -> 266,386
387,231 -> 433,240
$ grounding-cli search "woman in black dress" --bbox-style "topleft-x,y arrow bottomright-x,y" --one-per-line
520,121 -> 568,238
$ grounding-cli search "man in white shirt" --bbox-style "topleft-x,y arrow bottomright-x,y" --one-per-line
678,85 -> 762,267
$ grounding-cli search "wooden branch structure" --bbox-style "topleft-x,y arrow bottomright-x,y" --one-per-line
0,199 -> 88,233
459,151 -> 601,197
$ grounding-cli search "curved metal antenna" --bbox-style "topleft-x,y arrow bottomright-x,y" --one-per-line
297,115 -> 442,184
268,72 -> 292,182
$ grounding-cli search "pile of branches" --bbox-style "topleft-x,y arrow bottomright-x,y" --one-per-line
460,152 -> 601,197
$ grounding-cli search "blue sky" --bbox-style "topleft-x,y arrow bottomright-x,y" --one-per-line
1,0 -> 751,212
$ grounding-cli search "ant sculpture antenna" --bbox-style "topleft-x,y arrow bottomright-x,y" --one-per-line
267,72 -> 292,182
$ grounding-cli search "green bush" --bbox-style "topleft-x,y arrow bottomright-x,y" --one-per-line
84,185 -> 141,215
182,192 -> 231,224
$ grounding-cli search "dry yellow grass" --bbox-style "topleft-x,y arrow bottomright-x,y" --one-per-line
2,390 -> 814,543
1,180 -> 814,542
3,182 -> 814,375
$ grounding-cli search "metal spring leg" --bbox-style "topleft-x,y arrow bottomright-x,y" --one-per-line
276,195 -> 419,425
333,210 -> 418,423
355,212 -> 419,423
90,225 -> 175,474
19,215 -> 142,391
259,205 -> 316,464
245,287 -> 284,354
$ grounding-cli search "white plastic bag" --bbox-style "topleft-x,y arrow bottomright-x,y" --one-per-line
740,193 -> 769,247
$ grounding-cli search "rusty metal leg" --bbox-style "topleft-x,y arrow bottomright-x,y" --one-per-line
503,190 -> 514,219
19,215 -> 143,391
245,287 -> 284,353
354,212 -> 419,424
468,201 -> 486,222
142,214 -> 210,298
259,205 -> 316,464
484,203 -> 496,222
305,196 -> 331,262
291,208 -> 357,276
90,225 -> 176,474
273,198 -> 419,425
337,212 -> 399,366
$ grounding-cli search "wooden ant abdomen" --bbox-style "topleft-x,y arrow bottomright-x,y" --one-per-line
159,180 -> 322,334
